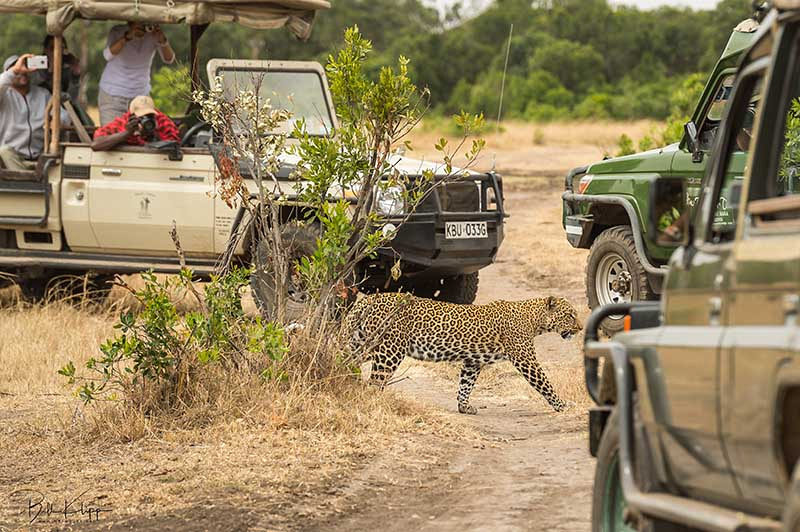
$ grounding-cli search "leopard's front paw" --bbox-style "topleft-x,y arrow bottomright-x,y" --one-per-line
458,403 -> 478,415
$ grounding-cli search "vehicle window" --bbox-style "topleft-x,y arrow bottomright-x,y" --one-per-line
215,68 -> 334,136
775,98 -> 800,200
708,75 -> 763,243
698,75 -> 735,152
743,84 -> 800,231
707,75 -> 736,122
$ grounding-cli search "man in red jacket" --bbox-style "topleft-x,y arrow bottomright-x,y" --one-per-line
92,95 -> 179,151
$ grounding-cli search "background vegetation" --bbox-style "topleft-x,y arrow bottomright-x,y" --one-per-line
0,0 -> 752,124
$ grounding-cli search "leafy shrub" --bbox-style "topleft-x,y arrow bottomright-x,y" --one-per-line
151,66 -> 191,116
616,134 -> 635,156
59,269 -> 287,407
573,93 -> 612,120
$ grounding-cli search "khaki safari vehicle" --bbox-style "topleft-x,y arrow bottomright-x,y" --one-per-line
583,2 -> 800,531
0,0 -> 505,305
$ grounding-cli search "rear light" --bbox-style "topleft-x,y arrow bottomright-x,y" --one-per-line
577,175 -> 593,194
623,315 -> 632,332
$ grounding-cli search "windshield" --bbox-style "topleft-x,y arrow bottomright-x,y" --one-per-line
215,68 -> 334,136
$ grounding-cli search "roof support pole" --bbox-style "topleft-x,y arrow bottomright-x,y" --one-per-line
189,24 -> 209,93
48,34 -> 63,154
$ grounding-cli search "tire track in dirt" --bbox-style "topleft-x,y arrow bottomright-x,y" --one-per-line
307,186 -> 594,532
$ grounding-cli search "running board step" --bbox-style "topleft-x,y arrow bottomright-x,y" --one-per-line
0,248 -> 219,275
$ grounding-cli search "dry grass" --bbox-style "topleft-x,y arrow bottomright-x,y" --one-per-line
0,281 -> 470,529
407,118 -> 659,176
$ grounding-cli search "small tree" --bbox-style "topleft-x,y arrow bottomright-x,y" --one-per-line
193,25 -> 485,327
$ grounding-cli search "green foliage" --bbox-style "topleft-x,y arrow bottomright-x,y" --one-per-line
0,1 -> 752,121
60,269 -> 287,404
151,66 -> 191,116
616,134 -> 635,157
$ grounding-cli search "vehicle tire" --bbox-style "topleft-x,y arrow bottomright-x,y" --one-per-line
50,273 -> 115,305
404,273 -> 479,304
783,465 -> 800,532
17,278 -> 48,303
17,273 -> 114,305
587,226 -> 655,336
250,223 -> 318,321
434,273 -> 479,304
592,408 -> 664,532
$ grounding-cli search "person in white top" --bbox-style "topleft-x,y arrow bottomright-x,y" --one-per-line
97,22 -> 175,125
0,54 -> 70,171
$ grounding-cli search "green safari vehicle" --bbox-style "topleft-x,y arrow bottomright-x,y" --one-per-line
562,16 -> 761,334
583,2 -> 800,530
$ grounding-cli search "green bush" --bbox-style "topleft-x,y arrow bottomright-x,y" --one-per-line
573,93 -> 612,120
616,134 -> 635,156
151,66 -> 192,117
59,269 -> 287,406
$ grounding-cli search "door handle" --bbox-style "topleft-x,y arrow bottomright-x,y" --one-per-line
101,168 -> 122,176
709,296 -> 722,325
169,175 -> 205,182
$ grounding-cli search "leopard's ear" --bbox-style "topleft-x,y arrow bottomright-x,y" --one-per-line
546,296 -> 556,309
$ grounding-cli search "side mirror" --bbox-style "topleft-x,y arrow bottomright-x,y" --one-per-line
650,177 -> 689,247
147,140 -> 183,161
684,121 -> 703,163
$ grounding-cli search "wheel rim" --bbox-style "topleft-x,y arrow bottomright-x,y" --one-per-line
602,453 -> 636,532
595,252 -> 634,318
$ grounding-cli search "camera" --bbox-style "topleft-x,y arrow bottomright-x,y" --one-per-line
139,114 -> 157,138
26,55 -> 48,70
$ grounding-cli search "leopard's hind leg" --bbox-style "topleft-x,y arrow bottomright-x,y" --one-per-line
504,336 -> 567,412
457,361 -> 483,415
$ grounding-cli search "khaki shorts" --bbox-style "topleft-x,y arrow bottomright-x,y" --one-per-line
98,89 -> 133,125
0,145 -> 35,171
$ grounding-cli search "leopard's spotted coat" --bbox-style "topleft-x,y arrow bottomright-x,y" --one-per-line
342,293 -> 582,414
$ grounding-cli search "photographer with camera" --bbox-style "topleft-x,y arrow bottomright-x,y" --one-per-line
98,22 -> 175,124
0,53 -> 70,170
91,95 -> 179,151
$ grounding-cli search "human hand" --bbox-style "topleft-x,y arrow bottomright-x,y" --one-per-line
12,54 -> 34,75
125,114 -> 140,135
153,25 -> 168,45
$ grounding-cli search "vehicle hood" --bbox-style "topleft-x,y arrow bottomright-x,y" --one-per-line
276,151 -> 477,178
586,143 -> 679,176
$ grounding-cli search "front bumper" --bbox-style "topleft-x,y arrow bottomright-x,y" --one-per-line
380,171 -> 506,278
385,212 -> 504,276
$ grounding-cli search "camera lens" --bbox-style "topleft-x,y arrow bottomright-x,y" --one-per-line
140,115 -> 156,136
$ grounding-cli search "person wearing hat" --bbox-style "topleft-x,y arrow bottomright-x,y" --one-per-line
91,95 -> 179,151
97,22 -> 175,125
0,53 -> 70,170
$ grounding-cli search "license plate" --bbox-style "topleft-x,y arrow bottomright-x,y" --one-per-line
445,221 -> 488,239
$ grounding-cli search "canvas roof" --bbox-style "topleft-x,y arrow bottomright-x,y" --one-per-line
0,0 -> 330,40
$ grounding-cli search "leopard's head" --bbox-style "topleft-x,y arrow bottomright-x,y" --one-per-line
542,296 -> 582,340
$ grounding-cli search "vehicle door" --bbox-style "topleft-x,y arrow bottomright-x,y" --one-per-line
88,145 -> 216,256
671,72 -> 742,221
722,27 -> 800,514
651,64 -> 768,504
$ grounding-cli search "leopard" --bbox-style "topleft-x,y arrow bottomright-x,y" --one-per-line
341,292 -> 583,414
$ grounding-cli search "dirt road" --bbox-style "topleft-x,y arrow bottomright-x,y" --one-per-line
307,183 -> 595,532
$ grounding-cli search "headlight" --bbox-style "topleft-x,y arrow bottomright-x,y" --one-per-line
376,184 -> 405,216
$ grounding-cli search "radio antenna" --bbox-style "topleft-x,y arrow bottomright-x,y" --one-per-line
496,23 -> 513,135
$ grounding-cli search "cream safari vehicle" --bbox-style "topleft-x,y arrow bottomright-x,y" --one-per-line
0,0 -> 506,305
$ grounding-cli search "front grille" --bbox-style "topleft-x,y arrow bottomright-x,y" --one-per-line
62,164 -> 90,179
440,181 -> 479,212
